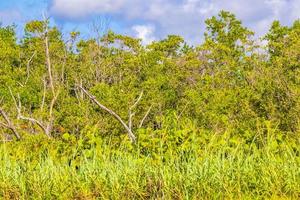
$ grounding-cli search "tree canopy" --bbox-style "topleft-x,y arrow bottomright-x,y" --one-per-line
0,11 -> 299,144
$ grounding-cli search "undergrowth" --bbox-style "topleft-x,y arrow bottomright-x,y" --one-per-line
1,130 -> 299,200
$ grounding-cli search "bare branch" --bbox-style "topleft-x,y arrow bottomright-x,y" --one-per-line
0,122 -> 9,129
9,88 -> 51,138
18,115 -> 48,135
130,91 -> 143,110
41,77 -> 47,111
128,91 -> 143,130
25,51 -> 36,84
77,85 -> 136,143
139,105 -> 152,128
43,17 -> 55,95
45,90 -> 60,135
128,111 -> 135,131
0,107 -> 21,140
0,122 -> 10,129
9,88 -> 20,114
49,90 -> 60,119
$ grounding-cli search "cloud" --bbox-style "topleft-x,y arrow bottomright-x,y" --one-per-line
49,0 -> 125,19
48,0 -> 300,44
132,24 -> 156,45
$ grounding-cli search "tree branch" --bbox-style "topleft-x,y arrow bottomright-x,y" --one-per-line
9,88 -> 51,138
139,105 -> 152,128
41,77 -> 47,111
128,91 -> 143,131
130,91 -> 143,110
0,107 -> 21,140
0,122 -> 9,129
77,85 -> 136,143
25,51 -> 36,84
43,17 -> 55,95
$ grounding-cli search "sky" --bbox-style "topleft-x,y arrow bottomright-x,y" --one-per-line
0,0 -> 299,44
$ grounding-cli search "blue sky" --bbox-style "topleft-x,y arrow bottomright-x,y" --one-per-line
0,0 -> 299,44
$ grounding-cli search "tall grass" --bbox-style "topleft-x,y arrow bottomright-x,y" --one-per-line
1,132 -> 299,200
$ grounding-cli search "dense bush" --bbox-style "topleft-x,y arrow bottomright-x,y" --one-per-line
1,11 -> 299,141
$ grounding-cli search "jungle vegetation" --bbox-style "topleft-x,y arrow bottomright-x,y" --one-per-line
0,11 -> 299,199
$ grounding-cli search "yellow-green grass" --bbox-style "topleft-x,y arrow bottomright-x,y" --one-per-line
0,135 -> 299,200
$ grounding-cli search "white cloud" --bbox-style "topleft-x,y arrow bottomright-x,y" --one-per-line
49,0 -> 125,19
132,24 -> 156,45
49,0 -> 300,44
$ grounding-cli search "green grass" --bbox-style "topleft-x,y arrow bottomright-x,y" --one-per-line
0,135 -> 299,200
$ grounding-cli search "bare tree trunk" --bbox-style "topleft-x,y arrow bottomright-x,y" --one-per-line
80,79 -> 84,99
77,85 -> 136,143
41,77 -> 47,111
128,111 -> 134,131
44,29 -> 55,95
45,91 -> 60,137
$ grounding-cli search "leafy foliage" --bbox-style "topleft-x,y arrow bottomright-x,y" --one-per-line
0,11 -> 299,199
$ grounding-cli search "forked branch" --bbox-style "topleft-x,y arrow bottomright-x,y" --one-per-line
9,88 -> 59,138
77,85 -> 136,143
128,91 -> 143,130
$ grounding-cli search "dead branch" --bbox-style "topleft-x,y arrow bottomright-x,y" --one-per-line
18,113 -> 49,136
130,91 -> 143,111
25,51 -> 36,84
45,91 -> 60,135
41,77 -> 47,111
139,105 -> 152,128
77,85 -> 136,143
128,91 -> 143,131
0,107 -> 21,140
43,17 -> 55,95
0,122 -> 9,129
9,88 -> 58,138
128,111 -> 134,131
